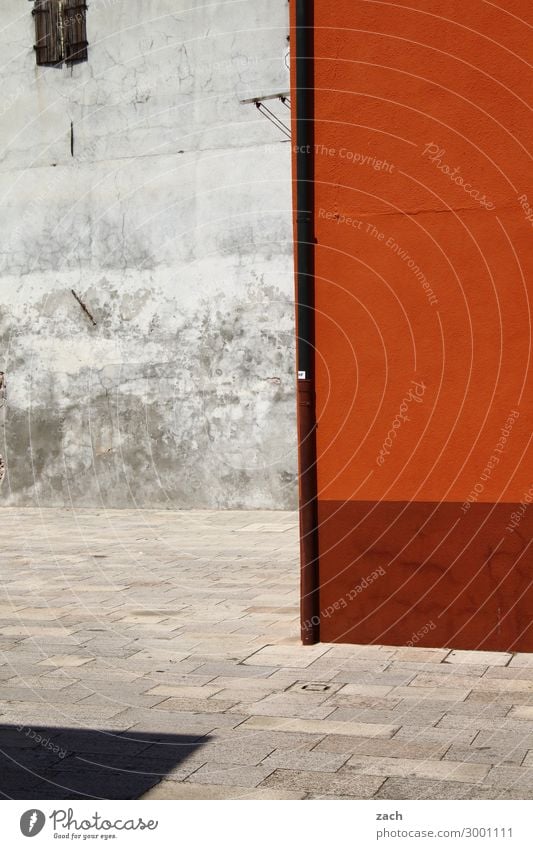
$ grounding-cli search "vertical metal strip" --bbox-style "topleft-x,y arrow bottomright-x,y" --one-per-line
295,0 -> 320,645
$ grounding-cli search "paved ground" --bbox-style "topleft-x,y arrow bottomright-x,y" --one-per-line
0,508 -> 532,800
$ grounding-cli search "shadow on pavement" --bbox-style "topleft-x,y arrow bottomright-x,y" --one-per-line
0,723 -> 207,799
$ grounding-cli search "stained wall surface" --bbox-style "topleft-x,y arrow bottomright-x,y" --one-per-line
0,0 -> 296,509
292,1 -> 533,649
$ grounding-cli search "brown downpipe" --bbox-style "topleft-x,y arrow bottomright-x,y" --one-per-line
295,0 -> 319,645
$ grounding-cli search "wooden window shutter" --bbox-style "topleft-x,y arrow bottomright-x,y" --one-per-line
33,0 -> 62,66
62,0 -> 88,65
32,0 -> 88,67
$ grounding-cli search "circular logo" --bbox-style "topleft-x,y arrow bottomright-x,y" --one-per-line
20,810 -> 46,837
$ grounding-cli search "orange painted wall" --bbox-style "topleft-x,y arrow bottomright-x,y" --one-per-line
291,1 -> 533,650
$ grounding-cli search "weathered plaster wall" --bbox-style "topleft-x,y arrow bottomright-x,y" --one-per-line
0,0 -> 297,508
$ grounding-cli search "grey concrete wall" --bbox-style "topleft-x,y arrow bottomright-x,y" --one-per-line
0,0 -> 297,508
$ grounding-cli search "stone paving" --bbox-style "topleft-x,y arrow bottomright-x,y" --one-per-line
0,508 -> 532,799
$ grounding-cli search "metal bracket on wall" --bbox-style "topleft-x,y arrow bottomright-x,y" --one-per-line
240,92 -> 291,140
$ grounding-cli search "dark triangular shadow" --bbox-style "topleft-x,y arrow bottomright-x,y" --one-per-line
0,723 -> 208,799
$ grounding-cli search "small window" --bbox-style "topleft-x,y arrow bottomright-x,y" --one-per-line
33,0 -> 88,67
